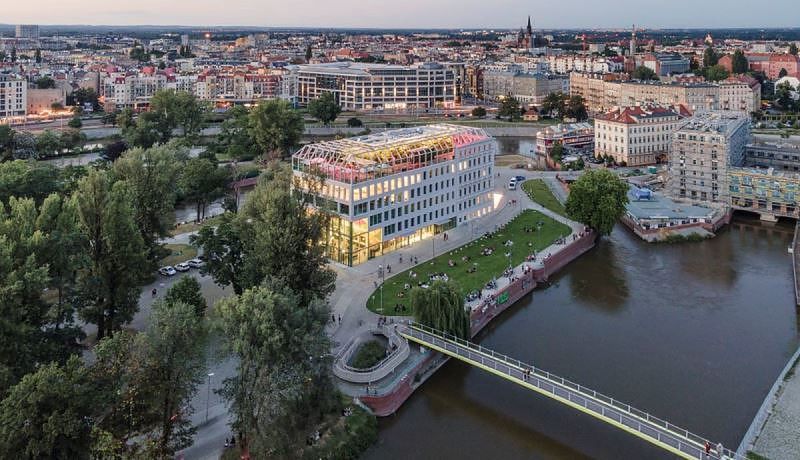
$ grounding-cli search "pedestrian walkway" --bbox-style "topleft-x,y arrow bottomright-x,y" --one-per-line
400,323 -> 743,460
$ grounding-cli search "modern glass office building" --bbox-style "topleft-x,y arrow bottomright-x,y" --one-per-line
292,124 -> 497,266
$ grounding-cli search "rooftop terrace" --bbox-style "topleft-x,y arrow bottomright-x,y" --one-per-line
292,124 -> 491,184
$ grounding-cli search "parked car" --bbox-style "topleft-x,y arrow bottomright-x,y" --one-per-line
175,262 -> 191,272
159,266 -> 177,276
507,179 -> 517,190
188,258 -> 205,269
515,175 -> 526,182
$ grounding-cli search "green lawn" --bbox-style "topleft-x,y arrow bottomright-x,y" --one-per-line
522,179 -> 567,217
159,244 -> 198,267
366,210 -> 571,316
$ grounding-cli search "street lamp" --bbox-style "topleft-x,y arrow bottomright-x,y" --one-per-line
205,372 -> 215,423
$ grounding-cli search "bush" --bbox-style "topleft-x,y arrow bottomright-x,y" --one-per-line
347,117 -> 363,128
350,341 -> 386,369
471,106 -> 487,117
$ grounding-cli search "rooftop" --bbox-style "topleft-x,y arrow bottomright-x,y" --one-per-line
626,187 -> 717,220
596,105 -> 688,124
676,111 -> 750,135
292,124 -> 491,184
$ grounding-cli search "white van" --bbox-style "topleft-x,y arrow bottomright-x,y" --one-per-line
507,178 -> 517,190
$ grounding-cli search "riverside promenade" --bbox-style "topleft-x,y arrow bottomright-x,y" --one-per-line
327,167 -> 597,415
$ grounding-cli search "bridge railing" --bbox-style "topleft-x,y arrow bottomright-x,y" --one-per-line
403,322 -> 744,460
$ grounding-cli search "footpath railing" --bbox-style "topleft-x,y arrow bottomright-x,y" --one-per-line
333,325 -> 410,384
400,323 -> 745,460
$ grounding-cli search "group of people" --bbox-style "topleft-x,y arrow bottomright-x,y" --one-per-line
480,246 -> 495,256
465,290 -> 483,303
330,314 -> 343,324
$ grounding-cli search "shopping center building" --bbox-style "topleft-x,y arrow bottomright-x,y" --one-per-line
292,124 -> 497,266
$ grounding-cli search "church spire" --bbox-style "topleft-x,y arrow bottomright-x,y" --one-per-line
527,15 -> 533,35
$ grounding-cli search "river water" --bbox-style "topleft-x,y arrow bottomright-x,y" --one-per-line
364,216 -> 799,460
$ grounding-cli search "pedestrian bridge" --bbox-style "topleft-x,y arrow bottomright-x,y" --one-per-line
398,323 -> 742,460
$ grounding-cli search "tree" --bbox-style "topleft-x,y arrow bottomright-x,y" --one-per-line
498,95 -> 522,121
165,276 -> 207,316
632,65 -> 658,81
34,76 -> 56,89
565,168 -> 629,236
129,45 -> 149,62
0,125 -> 14,162
731,50 -> 749,74
35,130 -> 62,158
705,64 -> 730,82
140,300 -> 208,456
116,108 -> 135,130
179,157 -> 228,222
0,161 -> 61,204
471,106 -> 487,117
12,131 -> 36,160
779,68 -> 789,78
73,170 -> 148,339
113,143 -> 183,262
0,357 -> 94,459
565,95 -> 588,121
191,213 -> 248,295
541,92 -> 567,118
347,117 -> 363,127
703,46 -> 718,68
72,88 -> 100,112
775,82 -> 794,108
790,43 -> 798,56
193,163 -> 336,302
150,89 -> 206,139
305,44 -> 313,62
550,142 -> 564,161
239,165 -> 336,304
210,105 -> 255,161
10,48 -> 16,63
123,111 -> 166,149
217,281 -> 334,456
68,116 -> 83,129
308,92 -> 341,126
247,100 -> 304,159
411,280 -> 469,339
34,48 -> 41,63
59,129 -> 86,152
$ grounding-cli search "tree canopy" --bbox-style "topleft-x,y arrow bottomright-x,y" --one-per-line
247,100 -> 304,159
731,50 -> 749,74
498,95 -> 522,121
411,280 -> 470,339
308,92 -> 341,125
565,168 -> 629,236
632,65 -> 658,81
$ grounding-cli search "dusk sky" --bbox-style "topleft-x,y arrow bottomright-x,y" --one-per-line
4,0 -> 799,29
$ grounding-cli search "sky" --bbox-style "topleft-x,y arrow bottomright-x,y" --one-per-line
4,0 -> 799,29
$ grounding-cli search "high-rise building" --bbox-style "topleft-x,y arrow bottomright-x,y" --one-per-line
0,73 -> 27,121
291,125 -> 497,266
15,24 -> 39,40
668,112 -> 751,204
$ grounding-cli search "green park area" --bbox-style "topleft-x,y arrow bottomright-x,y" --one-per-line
366,209 -> 571,315
522,179 -> 567,217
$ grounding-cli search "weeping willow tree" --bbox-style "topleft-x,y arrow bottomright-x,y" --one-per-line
411,280 -> 470,340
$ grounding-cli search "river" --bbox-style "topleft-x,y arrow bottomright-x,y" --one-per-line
364,216 -> 799,459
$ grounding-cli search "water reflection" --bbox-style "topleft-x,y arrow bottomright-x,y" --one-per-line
565,237 -> 629,313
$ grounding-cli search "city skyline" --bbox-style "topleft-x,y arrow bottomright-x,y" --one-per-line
4,0 -> 800,29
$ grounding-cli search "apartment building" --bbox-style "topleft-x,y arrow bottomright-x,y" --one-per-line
595,105 -> 689,166
570,72 -> 760,115
102,73 -> 168,109
744,140 -> 800,171
0,74 -> 27,121
482,70 -> 568,104
668,112 -> 751,204
640,53 -> 690,77
291,125 -> 497,266
15,24 -> 39,40
195,73 -> 281,101
545,55 -> 624,74
282,62 -> 457,111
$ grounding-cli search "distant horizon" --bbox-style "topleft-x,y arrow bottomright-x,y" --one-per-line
5,0 -> 800,30
3,23 -> 800,33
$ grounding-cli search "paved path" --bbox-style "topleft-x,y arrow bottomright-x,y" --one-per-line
401,324 -> 741,460
751,356 -> 800,460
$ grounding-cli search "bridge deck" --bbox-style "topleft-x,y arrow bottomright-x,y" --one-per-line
399,323 -> 741,460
